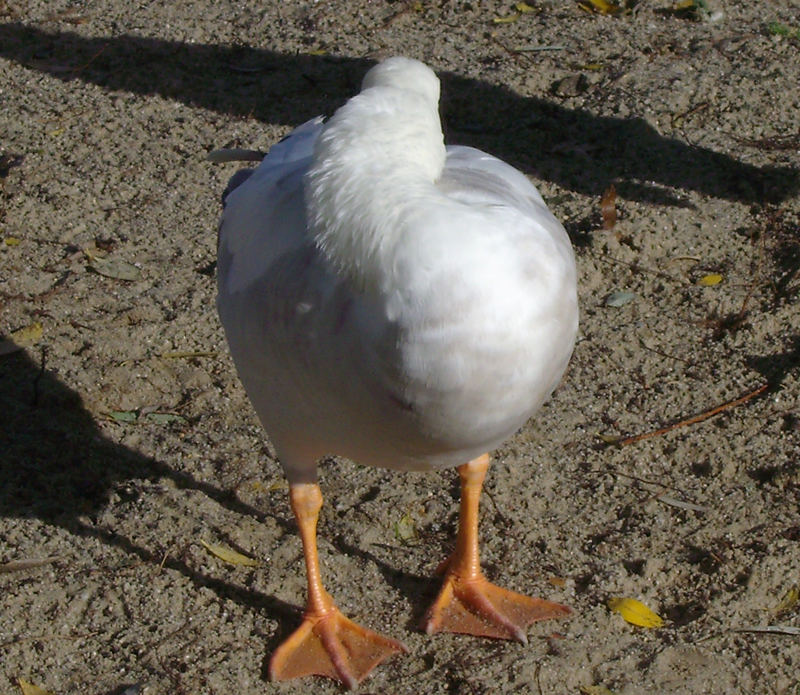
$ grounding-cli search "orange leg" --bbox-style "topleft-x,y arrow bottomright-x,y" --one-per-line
269,483 -> 405,689
422,455 -> 570,642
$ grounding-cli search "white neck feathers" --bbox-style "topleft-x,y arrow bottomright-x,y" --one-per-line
304,58 -> 446,291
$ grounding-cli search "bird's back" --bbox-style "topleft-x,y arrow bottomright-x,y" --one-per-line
217,98 -> 576,484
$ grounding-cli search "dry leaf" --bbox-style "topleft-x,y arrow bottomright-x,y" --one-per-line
601,184 -> 617,230
107,410 -> 138,423
145,412 -> 187,425
580,686 -> 617,695
774,584 -> 799,616
18,679 -> 55,695
200,540 -> 259,567
515,2 -> 537,12
698,273 -> 723,286
83,243 -> 105,262
0,322 -> 43,355
4,236 -> 21,246
393,513 -> 417,542
605,290 -> 635,307
552,74 -> 587,97
89,256 -> 141,281
608,597 -> 664,628
597,433 -> 621,444
492,13 -> 520,23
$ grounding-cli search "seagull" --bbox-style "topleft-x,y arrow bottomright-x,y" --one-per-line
214,56 -> 578,689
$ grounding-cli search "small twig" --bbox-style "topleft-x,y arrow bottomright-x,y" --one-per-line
72,42 -> 109,74
482,487 -> 512,529
732,626 -> 800,636
728,131 -> 800,152
514,44 -> 567,52
600,469 -> 683,492
638,338 -> 696,366
617,383 -> 769,446
656,494 -> 708,513
0,630 -> 99,650
595,251 -> 683,284
671,100 -> 709,129
0,556 -> 61,574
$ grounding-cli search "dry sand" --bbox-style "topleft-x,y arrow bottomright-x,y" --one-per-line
1,1 -> 799,693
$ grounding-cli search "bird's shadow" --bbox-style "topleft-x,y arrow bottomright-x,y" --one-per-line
0,345 -> 447,650
0,22 -> 797,206
0,346 -> 301,624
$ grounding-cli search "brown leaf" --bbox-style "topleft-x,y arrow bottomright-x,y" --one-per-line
601,184 -> 617,230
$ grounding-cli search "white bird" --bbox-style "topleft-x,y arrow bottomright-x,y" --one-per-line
215,57 -> 578,689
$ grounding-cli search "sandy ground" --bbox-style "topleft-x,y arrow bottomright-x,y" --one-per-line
1,1 -> 799,693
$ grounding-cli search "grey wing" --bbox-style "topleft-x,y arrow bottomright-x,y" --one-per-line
440,145 -> 546,211
439,144 -> 567,245
217,118 -> 325,296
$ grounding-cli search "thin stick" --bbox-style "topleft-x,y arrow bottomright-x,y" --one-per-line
732,626 -> 800,636
617,383 -> 769,446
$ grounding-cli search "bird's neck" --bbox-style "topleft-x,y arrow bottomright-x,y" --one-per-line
305,88 -> 446,292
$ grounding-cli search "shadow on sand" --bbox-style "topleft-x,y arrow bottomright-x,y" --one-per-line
1,22 -> 797,207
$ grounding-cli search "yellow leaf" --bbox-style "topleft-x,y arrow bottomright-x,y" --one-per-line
1,322 -> 43,355
774,584 -> 799,616
4,236 -> 21,246
83,243 -> 105,262
492,13 -> 520,23
608,597 -> 664,628
580,686 -> 617,695
12,322 -> 43,346
393,513 -> 417,542
515,1 -> 537,12
200,540 -> 259,567
579,0 -> 621,15
698,273 -> 723,286
18,679 -> 55,695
